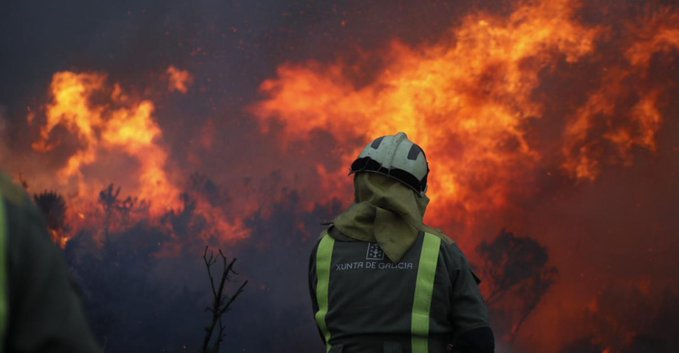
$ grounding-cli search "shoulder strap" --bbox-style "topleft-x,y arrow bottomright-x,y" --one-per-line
411,232 -> 441,353
314,232 -> 335,352
0,188 -> 9,350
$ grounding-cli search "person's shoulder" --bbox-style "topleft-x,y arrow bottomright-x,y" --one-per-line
0,172 -> 29,207
310,225 -> 359,254
0,172 -> 48,239
423,227 -> 473,266
422,225 -> 455,246
325,224 -> 358,242
310,226 -> 333,253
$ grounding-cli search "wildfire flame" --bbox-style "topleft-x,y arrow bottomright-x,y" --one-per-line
562,9 -> 679,180
19,0 -> 677,245
4,0 -> 677,351
251,0 -> 679,227
28,68 -> 248,241
31,71 -> 180,216
21,0 -> 677,241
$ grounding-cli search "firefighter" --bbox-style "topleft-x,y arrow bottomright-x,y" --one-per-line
0,173 -> 102,352
308,132 -> 494,353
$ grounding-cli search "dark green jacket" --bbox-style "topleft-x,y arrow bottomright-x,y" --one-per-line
309,226 -> 491,353
0,174 -> 102,353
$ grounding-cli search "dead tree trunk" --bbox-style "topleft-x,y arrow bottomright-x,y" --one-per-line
201,246 -> 248,353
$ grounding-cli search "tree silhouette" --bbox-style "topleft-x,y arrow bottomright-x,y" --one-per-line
476,229 -> 558,341
201,246 -> 247,353
189,173 -> 229,207
162,192 -> 199,241
33,190 -> 69,246
98,183 -> 147,237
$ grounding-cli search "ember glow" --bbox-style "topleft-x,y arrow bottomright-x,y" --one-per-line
166,65 -> 194,94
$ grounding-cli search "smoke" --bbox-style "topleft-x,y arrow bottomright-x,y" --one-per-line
560,284 -> 679,353
1,0 -> 678,352
246,2 -> 679,349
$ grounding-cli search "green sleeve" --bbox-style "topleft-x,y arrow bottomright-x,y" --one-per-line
2,180 -> 102,353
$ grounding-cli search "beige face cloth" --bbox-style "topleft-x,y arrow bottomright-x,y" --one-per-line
332,173 -> 450,263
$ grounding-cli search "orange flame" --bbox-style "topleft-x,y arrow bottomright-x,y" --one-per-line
28,70 -> 249,241
562,10 -> 679,180
49,229 -> 71,249
252,0 -> 600,225
32,71 -> 180,216
252,0 -> 679,227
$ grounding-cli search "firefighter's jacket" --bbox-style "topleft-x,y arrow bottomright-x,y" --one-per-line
309,226 -> 490,353
0,174 -> 102,352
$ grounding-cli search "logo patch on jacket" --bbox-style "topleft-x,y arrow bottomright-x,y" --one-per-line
366,242 -> 384,260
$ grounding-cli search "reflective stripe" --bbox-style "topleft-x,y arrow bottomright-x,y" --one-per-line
314,233 -> 335,352
0,189 -> 8,351
411,233 -> 441,353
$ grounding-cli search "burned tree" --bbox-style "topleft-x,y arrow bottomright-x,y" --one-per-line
33,190 -> 69,245
476,229 -> 558,341
201,246 -> 247,353
98,183 -> 147,237
162,192 -> 199,241
99,184 -> 120,238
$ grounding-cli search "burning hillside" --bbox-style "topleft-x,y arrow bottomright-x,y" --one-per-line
251,0 -> 679,229
10,0 -> 677,241
23,68 -> 249,242
0,0 -> 678,352
31,70 -> 180,215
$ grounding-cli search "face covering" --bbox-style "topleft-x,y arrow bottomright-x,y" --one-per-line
332,173 -> 448,263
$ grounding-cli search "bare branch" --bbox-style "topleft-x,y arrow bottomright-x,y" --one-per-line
203,246 -> 218,298
201,247 -> 248,353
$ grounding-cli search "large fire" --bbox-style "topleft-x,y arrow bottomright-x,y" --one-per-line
3,0 -> 678,352
32,71 -> 179,215
21,0 -> 677,242
252,0 -> 679,228
247,1 -> 679,349
27,68 -> 248,241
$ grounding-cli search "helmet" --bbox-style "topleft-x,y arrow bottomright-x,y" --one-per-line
350,132 -> 429,194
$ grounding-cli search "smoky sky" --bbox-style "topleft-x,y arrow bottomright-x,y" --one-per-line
0,0 -> 477,118
0,0 -> 488,187
2,1 -> 679,353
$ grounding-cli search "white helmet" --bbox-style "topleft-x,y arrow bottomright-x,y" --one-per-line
350,132 -> 429,194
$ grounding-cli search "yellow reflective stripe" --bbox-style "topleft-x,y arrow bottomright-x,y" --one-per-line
412,233 -> 441,353
0,188 -> 8,350
314,233 -> 335,352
